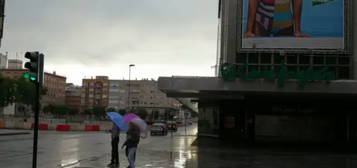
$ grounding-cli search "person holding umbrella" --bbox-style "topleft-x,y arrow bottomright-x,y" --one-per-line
107,112 -> 129,168
122,122 -> 141,168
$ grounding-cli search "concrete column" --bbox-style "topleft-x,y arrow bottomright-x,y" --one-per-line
221,0 -> 238,64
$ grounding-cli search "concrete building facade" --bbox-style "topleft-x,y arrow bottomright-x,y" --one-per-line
0,53 -> 7,69
65,83 -> 81,110
81,76 -> 110,110
42,72 -> 66,106
7,59 -> 22,69
159,0 -> 357,144
0,68 -> 27,79
109,79 -> 180,120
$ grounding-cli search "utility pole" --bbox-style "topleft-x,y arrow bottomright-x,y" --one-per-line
128,64 -> 135,111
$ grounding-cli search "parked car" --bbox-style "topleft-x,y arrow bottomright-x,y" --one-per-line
167,121 -> 177,132
150,122 -> 168,136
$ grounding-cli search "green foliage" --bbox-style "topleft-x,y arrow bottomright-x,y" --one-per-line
118,109 -> 126,115
68,108 -> 79,116
132,108 -> 148,120
0,77 -> 17,107
84,108 -> 92,115
43,104 -> 54,114
0,75 -> 47,108
92,106 -> 106,118
15,78 -> 36,105
43,104 -> 79,117
107,107 -> 117,112
52,105 -> 69,117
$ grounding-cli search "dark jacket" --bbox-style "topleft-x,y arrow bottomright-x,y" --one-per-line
122,125 -> 140,148
111,123 -> 120,139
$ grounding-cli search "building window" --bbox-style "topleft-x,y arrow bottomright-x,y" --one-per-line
313,56 -> 324,65
260,54 -> 271,64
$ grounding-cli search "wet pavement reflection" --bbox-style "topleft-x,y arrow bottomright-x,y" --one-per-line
1,124 -> 357,168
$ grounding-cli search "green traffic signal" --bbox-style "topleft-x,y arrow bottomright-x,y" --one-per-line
23,72 -> 30,79
23,72 -> 37,81
24,51 -> 43,83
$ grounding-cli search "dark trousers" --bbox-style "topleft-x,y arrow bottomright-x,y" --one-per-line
111,137 -> 119,164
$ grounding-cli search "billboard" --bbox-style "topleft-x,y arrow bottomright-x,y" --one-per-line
241,0 -> 344,50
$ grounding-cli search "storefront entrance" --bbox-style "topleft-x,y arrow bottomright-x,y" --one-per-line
198,95 -> 357,144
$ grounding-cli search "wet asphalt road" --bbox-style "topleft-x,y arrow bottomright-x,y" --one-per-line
0,124 -> 198,168
2,124 -> 357,168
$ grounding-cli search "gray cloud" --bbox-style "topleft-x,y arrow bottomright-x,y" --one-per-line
1,0 -> 218,84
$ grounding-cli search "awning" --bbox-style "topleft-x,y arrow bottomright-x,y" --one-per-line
158,76 -> 357,100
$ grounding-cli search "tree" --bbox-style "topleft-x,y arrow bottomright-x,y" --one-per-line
118,109 -> 126,115
84,108 -> 92,115
0,76 -> 17,107
107,107 -> 117,112
0,75 -> 47,109
84,108 -> 93,120
43,104 -> 54,115
93,106 -> 106,119
68,108 -> 79,116
134,108 -> 148,120
52,105 -> 70,118
43,104 -> 79,118
15,78 -> 36,106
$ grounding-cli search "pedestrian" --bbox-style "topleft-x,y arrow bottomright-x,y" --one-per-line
108,122 -> 120,168
121,122 -> 140,168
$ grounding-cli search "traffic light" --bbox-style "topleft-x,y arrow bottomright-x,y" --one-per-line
24,51 -> 44,84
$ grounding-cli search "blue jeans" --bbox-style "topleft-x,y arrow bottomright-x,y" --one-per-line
125,147 -> 137,168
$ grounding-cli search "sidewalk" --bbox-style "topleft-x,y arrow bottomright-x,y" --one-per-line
190,136 -> 357,168
0,129 -> 30,136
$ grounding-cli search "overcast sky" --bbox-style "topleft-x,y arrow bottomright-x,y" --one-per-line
0,0 -> 218,85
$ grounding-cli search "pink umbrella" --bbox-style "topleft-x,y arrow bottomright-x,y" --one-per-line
123,113 -> 140,122
130,118 -> 149,139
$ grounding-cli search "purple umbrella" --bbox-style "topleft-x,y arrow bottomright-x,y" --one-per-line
123,113 -> 139,122
130,118 -> 149,138
123,113 -> 149,138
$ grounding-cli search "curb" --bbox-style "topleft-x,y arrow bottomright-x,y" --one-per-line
0,132 -> 31,136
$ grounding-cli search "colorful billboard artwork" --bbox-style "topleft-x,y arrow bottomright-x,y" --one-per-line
241,0 -> 344,49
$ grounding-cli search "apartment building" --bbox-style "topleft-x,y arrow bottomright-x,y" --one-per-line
65,83 -> 81,110
7,59 -> 22,69
42,72 -> 66,106
81,76 -> 110,109
109,79 -> 180,120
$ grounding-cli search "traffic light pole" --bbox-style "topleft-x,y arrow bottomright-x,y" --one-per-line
24,51 -> 44,168
32,82 -> 40,168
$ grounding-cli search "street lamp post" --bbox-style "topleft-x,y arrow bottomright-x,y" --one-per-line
128,64 -> 135,111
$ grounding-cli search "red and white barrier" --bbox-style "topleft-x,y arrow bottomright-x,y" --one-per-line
56,124 -> 71,131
